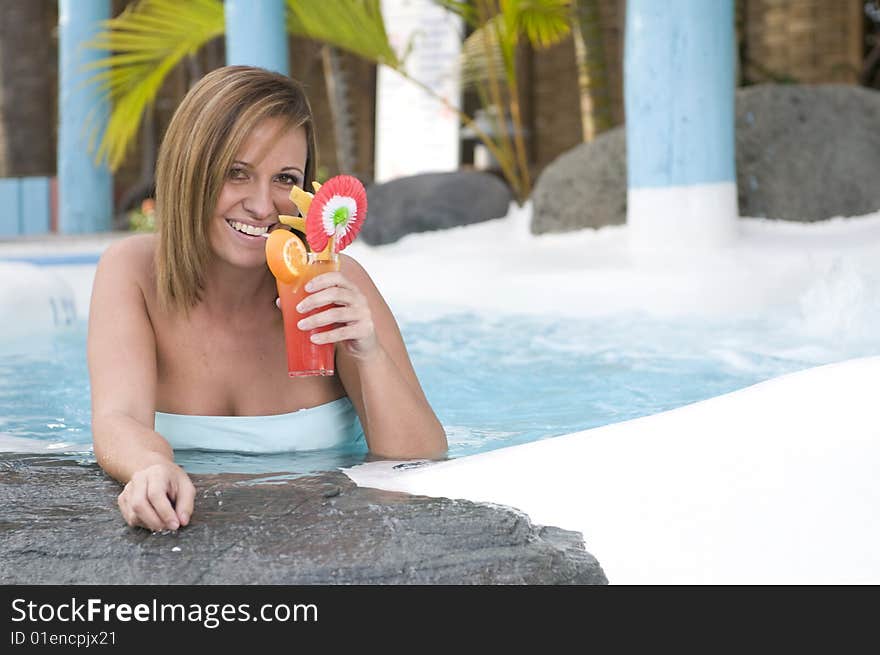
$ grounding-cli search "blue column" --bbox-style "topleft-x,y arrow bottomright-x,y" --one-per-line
58,0 -> 112,234
624,0 -> 738,249
225,0 -> 289,75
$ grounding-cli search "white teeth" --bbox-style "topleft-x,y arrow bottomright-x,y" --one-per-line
227,220 -> 269,236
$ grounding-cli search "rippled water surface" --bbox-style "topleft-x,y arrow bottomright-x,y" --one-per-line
1,311 -> 877,475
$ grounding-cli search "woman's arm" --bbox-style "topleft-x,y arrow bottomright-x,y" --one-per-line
296,255 -> 447,459
87,237 -> 195,530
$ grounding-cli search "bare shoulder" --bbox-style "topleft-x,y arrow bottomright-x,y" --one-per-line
98,233 -> 155,267
340,253 -> 367,276
96,233 -> 156,286
340,253 -> 378,292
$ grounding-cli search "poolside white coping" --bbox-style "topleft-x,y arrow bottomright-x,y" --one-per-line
3,207 -> 880,328
343,355 -> 880,585
0,262 -> 78,338
0,233 -> 126,327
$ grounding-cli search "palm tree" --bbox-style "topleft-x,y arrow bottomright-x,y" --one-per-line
570,0 -> 612,142
448,0 -> 571,199
85,0 -> 580,202
321,45 -> 357,175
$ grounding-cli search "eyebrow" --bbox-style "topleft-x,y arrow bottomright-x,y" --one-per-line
232,160 -> 304,175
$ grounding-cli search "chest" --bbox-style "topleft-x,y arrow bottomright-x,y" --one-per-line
151,306 -> 338,415
165,319 -> 280,380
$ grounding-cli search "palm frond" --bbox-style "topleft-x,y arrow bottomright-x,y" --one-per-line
432,0 -> 479,27
286,0 -> 401,69
83,0 -> 224,170
461,0 -> 571,89
504,0 -> 572,49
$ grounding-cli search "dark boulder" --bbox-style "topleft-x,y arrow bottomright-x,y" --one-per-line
531,128 -> 627,234
735,84 -> 880,221
362,171 -> 513,245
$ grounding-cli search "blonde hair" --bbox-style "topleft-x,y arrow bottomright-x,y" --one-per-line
154,65 -> 317,312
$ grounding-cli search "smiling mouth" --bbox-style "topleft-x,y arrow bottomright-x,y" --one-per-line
225,219 -> 278,237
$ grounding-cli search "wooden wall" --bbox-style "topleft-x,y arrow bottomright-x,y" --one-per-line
741,0 -> 864,84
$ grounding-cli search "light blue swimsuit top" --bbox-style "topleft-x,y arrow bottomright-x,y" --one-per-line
154,397 -> 365,453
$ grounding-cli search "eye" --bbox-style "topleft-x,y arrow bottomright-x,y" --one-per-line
276,173 -> 300,186
228,166 -> 248,180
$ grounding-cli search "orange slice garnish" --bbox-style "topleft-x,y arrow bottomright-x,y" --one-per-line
265,229 -> 308,284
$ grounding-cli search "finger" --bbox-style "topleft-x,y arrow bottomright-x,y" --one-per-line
174,478 -> 196,526
310,322 -> 374,345
297,286 -> 360,314
298,306 -> 363,330
118,490 -> 134,525
128,492 -> 165,532
147,478 -> 180,530
304,271 -> 353,293
124,477 -> 164,531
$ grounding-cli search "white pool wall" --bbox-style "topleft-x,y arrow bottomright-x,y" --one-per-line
0,262 -> 77,339
0,233 -> 123,331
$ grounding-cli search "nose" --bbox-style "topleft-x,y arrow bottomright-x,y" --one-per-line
242,183 -> 277,221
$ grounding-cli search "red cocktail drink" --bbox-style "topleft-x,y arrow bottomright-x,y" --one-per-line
277,253 -> 340,377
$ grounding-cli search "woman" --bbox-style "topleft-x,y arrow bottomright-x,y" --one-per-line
88,66 -> 447,533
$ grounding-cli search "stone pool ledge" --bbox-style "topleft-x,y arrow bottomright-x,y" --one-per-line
0,455 -> 607,585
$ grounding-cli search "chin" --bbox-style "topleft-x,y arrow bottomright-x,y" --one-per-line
209,234 -> 267,270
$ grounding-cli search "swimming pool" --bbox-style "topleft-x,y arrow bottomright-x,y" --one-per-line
2,211 -> 879,475
5,212 -> 879,584
1,304 -> 876,474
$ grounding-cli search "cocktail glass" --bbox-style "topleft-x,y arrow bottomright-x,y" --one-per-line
276,252 -> 340,377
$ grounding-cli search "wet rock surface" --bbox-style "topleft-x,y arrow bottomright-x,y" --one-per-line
0,455 -> 607,584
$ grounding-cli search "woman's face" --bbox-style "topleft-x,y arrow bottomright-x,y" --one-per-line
209,117 -> 307,270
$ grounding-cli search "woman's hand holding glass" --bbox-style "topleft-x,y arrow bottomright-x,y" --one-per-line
277,270 -> 379,361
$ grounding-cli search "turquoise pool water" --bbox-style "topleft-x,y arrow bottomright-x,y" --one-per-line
2,309 -> 876,475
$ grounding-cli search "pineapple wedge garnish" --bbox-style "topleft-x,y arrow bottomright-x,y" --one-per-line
279,181 -> 323,233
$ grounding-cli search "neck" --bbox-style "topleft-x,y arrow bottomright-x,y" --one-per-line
201,258 -> 277,316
